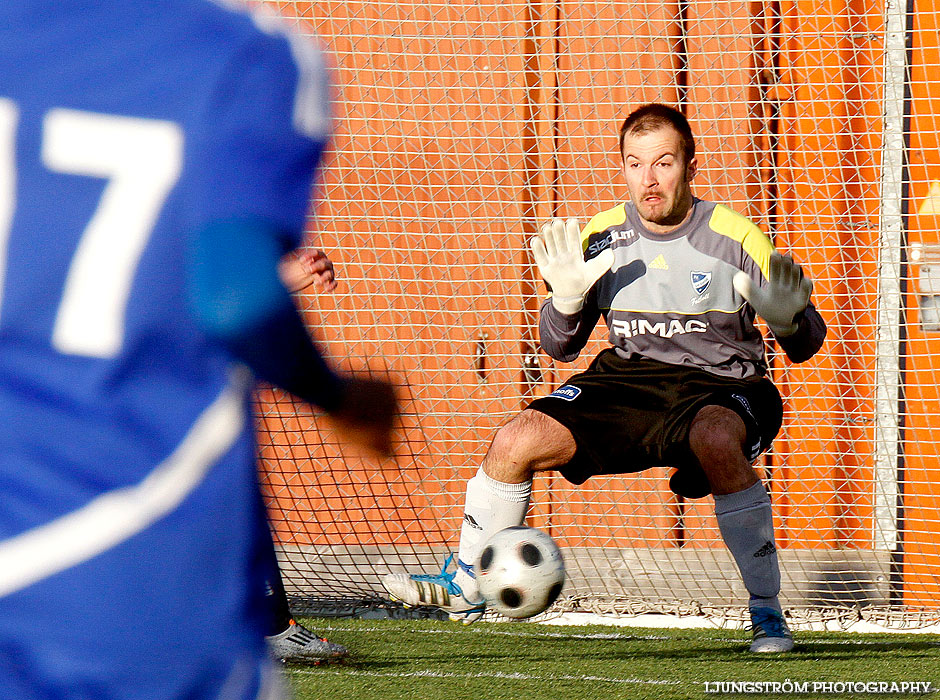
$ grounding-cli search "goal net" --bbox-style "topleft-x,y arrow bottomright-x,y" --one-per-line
254,0 -> 940,629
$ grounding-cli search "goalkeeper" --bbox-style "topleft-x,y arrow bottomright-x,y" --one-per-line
384,103 -> 826,653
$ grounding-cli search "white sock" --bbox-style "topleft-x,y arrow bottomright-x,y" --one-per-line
455,467 -> 531,601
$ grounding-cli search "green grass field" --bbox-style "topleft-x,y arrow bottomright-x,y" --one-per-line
284,617 -> 940,700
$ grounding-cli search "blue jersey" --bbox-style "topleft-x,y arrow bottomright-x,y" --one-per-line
0,2 -> 328,698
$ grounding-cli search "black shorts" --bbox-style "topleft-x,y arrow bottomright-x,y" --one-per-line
526,350 -> 782,497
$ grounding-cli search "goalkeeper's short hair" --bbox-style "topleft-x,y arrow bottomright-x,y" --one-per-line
618,103 -> 695,165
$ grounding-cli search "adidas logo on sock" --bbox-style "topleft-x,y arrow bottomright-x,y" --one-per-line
463,513 -> 483,530
753,541 -> 777,558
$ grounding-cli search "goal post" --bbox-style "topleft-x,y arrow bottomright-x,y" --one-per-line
254,0 -> 940,627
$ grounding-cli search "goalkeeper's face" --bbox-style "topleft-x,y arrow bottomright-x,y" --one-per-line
620,126 -> 698,233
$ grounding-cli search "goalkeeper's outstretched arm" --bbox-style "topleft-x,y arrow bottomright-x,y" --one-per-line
539,292 -> 603,362
773,303 -> 827,363
733,252 -> 827,363
531,218 -> 612,362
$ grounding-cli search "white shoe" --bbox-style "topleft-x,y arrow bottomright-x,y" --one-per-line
382,554 -> 486,624
749,607 -> 794,653
265,620 -> 348,663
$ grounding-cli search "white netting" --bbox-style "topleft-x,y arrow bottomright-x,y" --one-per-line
252,0 -> 940,628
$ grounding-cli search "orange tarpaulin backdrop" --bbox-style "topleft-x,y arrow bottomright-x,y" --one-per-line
253,0 -> 939,608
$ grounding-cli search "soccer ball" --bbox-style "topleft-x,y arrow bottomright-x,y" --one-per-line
474,526 -> 565,619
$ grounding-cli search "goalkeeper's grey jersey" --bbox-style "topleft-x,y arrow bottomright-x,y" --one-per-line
539,198 -> 826,379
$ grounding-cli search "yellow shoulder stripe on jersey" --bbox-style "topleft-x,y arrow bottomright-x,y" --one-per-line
708,204 -> 775,278
579,203 -> 628,250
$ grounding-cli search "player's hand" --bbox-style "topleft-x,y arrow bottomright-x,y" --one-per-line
733,252 -> 813,337
278,248 -> 338,293
297,249 -> 337,292
530,218 -> 614,314
329,376 -> 398,458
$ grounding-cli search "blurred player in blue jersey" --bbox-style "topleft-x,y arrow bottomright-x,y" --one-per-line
0,2 -> 397,698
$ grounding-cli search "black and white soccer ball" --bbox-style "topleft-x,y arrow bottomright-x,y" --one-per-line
474,526 -> 565,619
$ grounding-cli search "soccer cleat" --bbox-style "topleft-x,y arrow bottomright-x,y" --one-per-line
265,620 -> 348,664
749,607 -> 794,653
382,554 -> 486,624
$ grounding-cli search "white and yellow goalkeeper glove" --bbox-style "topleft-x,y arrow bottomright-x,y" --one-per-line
733,252 -> 813,337
530,218 -> 614,315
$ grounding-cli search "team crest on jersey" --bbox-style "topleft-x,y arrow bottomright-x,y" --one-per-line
549,385 -> 581,401
691,271 -> 712,295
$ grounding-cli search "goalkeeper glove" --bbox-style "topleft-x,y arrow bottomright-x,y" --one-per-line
732,252 -> 813,337
530,218 -> 614,314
